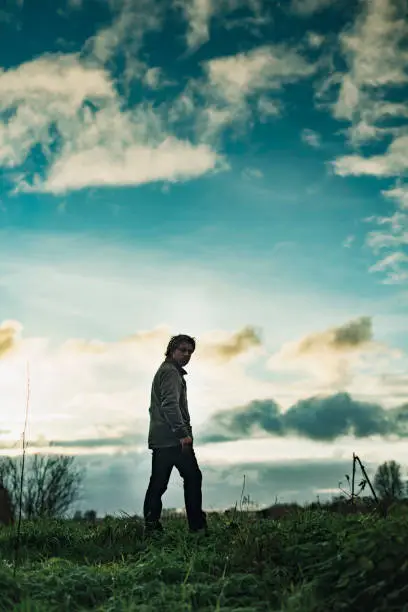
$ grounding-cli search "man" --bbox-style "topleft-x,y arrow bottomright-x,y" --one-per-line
143,334 -> 207,535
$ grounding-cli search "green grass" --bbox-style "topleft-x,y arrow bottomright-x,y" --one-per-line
1,506 -> 408,611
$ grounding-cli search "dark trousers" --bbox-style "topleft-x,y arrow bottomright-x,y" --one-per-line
143,445 -> 207,531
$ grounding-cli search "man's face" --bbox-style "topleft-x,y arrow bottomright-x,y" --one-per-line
171,342 -> 194,367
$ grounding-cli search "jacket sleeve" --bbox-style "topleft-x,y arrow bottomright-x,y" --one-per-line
159,369 -> 190,439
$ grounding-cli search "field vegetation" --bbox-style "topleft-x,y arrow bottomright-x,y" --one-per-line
1,452 -> 408,611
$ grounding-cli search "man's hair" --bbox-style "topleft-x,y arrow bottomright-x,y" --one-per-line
165,334 -> 196,358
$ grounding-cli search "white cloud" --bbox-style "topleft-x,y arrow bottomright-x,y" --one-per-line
382,184 -> 408,210
0,53 -> 223,193
181,0 -> 214,48
333,134 -> 408,177
257,96 -> 281,119
0,2 -> 318,193
338,0 -> 408,92
0,54 -> 115,168
370,252 -> 408,269
369,252 -> 408,280
200,107 -> 239,140
328,0 -> 408,145
301,128 -> 321,148
0,8 -> 316,194
143,67 -> 162,89
192,44 -> 315,136
343,235 -> 355,248
143,67 -> 175,90
34,138 -> 221,193
180,0 -> 263,49
364,182 -> 408,284
166,43 -> 313,144
83,0 -> 162,81
291,0 -> 337,16
205,45 -> 315,104
1,1 -> 228,194
326,1 -> 408,285
366,222 -> 407,252
305,32 -> 325,48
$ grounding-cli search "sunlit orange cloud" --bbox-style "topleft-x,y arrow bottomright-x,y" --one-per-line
267,316 -> 402,388
0,320 -> 22,358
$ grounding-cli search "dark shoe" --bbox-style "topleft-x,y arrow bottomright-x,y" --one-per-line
144,521 -> 164,535
189,526 -> 209,537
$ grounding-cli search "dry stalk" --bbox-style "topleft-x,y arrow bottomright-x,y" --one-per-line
13,361 -> 30,578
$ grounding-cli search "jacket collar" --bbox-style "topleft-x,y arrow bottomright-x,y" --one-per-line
164,357 -> 188,376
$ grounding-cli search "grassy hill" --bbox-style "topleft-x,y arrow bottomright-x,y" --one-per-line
1,503 -> 408,611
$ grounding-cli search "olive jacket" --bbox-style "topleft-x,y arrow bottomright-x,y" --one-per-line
147,357 -> 193,449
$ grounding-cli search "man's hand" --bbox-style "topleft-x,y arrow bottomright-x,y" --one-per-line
180,436 -> 193,450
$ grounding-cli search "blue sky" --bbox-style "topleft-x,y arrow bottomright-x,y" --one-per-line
0,0 -> 408,515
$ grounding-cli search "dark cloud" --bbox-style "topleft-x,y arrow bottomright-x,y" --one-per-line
296,316 -> 373,355
206,460 -> 356,504
208,399 -> 283,440
0,431 -> 145,451
49,432 -> 144,448
284,394 -> 390,440
392,403 -> 408,425
332,316 -> 372,348
197,392 -> 408,444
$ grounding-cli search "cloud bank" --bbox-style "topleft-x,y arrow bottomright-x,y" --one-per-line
0,312 -> 406,453
198,392 -> 408,443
